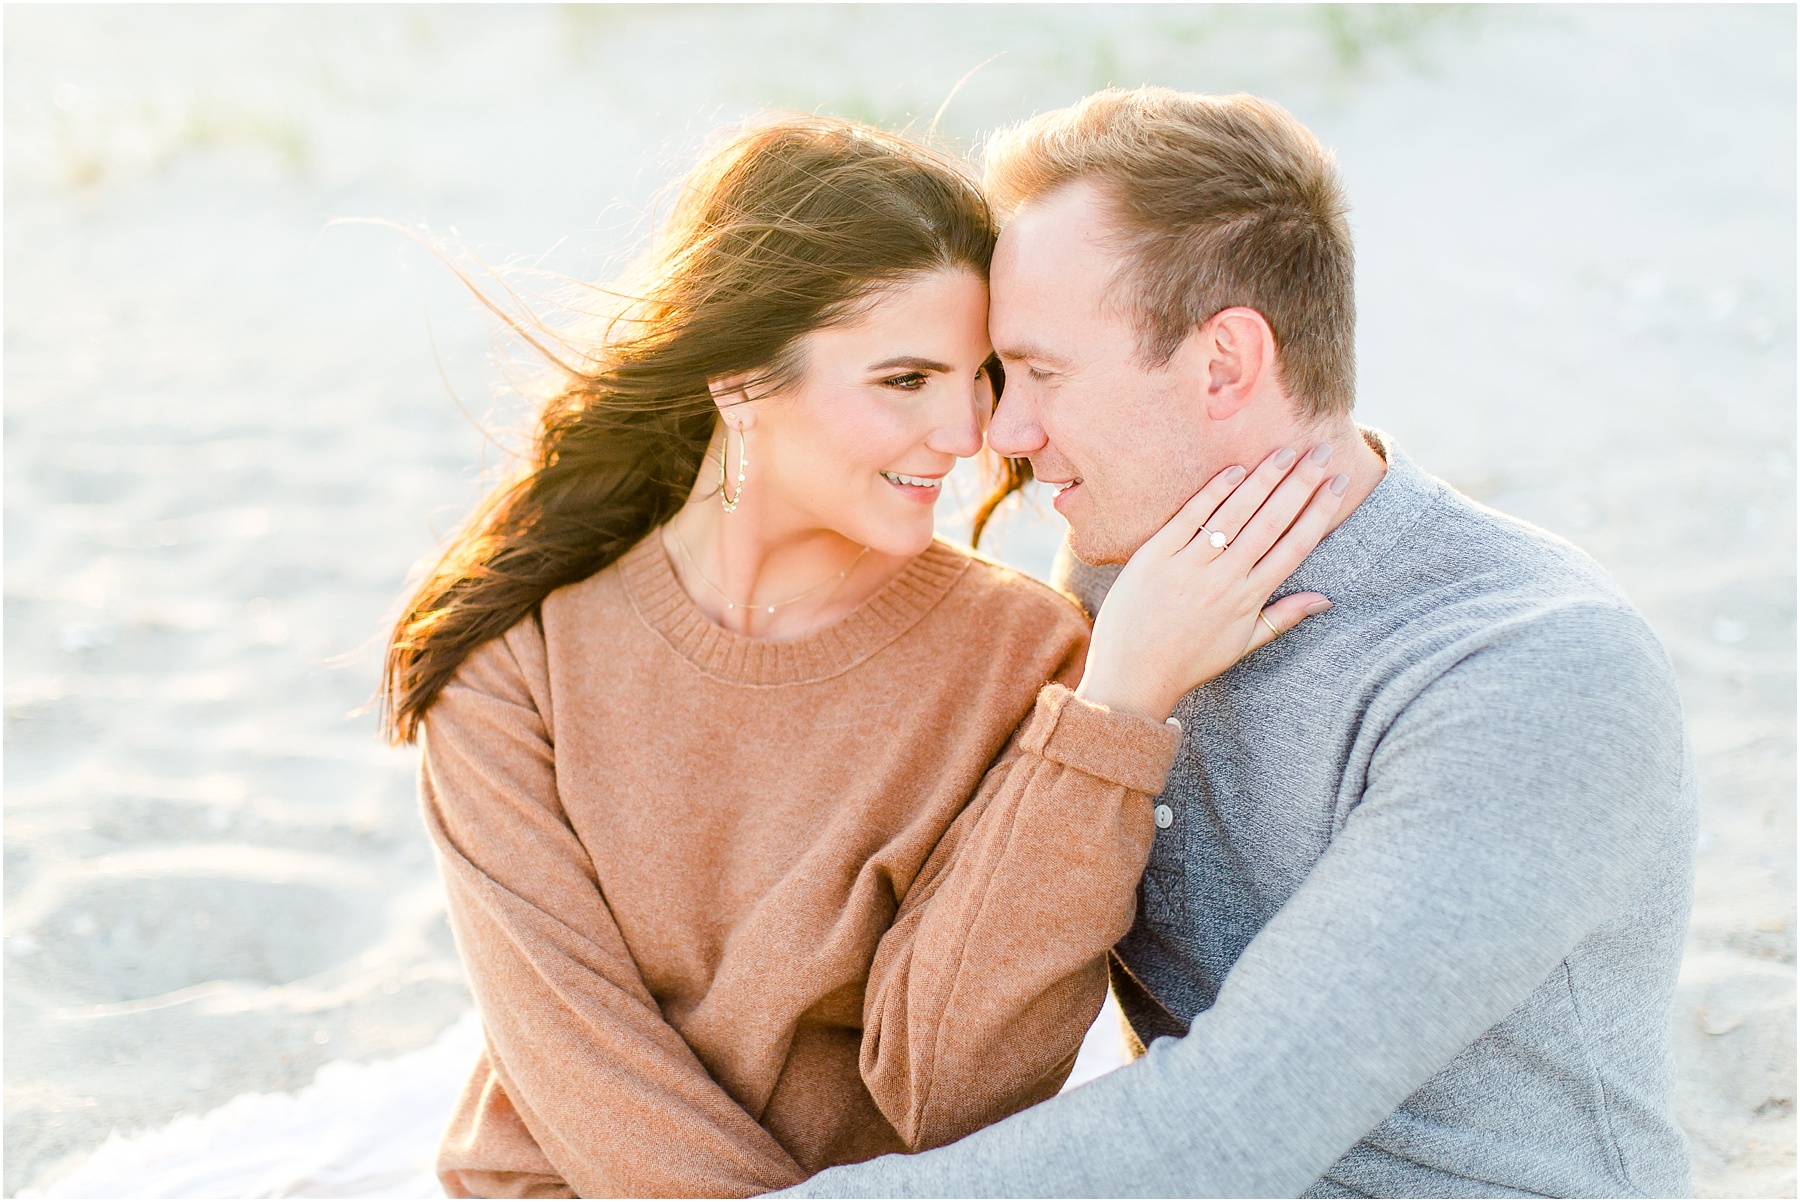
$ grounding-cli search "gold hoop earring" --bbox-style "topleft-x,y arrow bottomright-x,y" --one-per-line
720,420 -> 747,513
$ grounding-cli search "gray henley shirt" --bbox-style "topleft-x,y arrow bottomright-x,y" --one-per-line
782,430 -> 1696,1198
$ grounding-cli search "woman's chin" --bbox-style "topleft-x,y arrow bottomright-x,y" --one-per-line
848,518 -> 936,561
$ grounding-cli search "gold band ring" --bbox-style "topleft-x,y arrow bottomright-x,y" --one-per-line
1258,611 -> 1282,639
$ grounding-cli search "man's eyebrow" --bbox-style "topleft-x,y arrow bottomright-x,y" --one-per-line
994,342 -> 1069,366
866,355 -> 954,373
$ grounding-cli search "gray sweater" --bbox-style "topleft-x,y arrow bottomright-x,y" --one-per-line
783,432 -> 1696,1198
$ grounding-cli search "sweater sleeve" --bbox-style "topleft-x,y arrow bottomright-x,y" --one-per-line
778,603 -> 1690,1198
858,671 -> 1183,1152
421,627 -> 806,1200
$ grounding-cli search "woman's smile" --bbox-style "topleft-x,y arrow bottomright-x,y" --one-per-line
880,470 -> 945,503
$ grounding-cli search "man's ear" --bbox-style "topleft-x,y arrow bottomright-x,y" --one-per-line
1197,307 -> 1277,422
706,373 -> 758,430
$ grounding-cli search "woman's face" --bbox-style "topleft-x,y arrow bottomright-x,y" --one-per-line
731,268 -> 994,557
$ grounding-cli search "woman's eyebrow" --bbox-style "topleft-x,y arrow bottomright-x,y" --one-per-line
866,355 -> 953,373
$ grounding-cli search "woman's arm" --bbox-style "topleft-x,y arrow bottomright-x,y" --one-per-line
421,625 -> 805,1199
859,446 -> 1348,1152
859,670 -> 1183,1151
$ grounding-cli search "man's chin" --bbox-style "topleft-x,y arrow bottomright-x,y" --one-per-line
1064,524 -> 1136,567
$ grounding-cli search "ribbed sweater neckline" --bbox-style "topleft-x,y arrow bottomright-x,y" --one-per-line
619,532 -> 970,686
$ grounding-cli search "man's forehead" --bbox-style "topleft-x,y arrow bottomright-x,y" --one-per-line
996,184 -> 1128,298
991,186 -> 1132,358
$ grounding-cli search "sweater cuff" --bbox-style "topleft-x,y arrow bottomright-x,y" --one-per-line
1019,684 -> 1183,796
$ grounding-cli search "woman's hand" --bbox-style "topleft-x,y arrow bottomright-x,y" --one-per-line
1076,444 -> 1350,722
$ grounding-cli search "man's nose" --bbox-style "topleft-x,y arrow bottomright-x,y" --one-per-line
985,380 -> 1046,458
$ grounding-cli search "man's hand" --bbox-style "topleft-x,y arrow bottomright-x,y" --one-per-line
1075,443 -> 1349,722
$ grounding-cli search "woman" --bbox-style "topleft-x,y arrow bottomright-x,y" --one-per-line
383,116 -> 1341,1198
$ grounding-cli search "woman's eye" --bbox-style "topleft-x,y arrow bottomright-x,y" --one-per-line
882,372 -> 928,391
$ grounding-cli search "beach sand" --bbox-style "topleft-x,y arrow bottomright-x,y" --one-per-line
5,6 -> 1792,1196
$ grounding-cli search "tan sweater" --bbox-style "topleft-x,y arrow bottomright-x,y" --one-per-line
420,535 -> 1182,1198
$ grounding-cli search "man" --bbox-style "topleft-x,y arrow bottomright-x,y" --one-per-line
785,89 -> 1696,1197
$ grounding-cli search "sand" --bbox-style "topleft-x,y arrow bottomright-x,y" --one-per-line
5,5 -> 1792,1197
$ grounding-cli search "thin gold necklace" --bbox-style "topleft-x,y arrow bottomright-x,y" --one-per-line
669,527 -> 870,616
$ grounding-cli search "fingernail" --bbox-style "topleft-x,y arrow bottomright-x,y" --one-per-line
1308,443 -> 1334,466
1273,447 -> 1297,469
1330,473 -> 1349,496
1225,464 -> 1248,483
1304,599 -> 1332,615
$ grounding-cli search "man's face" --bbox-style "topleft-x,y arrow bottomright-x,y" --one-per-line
987,182 -> 1215,564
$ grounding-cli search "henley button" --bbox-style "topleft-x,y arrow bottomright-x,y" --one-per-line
1153,804 -> 1174,829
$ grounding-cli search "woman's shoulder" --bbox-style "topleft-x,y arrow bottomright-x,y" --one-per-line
437,563 -> 632,733
924,537 -> 1090,636
907,538 -> 1089,690
458,562 -> 631,683
541,553 -> 633,619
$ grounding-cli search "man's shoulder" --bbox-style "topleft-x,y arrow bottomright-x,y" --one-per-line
1412,478 -> 1622,601
1371,482 -> 1676,701
1379,473 -> 1645,632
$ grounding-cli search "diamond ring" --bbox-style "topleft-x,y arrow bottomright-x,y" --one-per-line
1200,526 -> 1229,550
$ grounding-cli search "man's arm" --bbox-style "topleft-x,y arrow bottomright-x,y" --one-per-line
778,602 -> 1688,1197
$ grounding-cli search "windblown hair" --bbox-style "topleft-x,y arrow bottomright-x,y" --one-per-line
984,87 -> 1356,418
381,116 -> 998,744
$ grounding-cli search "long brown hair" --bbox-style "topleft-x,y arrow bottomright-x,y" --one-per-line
381,116 -> 1009,744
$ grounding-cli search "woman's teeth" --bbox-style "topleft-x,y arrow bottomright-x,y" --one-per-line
882,472 -> 940,488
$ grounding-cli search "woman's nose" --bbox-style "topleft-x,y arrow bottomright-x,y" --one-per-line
924,385 -> 985,458
926,417 -> 982,458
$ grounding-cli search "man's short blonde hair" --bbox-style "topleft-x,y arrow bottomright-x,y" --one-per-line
984,87 -> 1355,418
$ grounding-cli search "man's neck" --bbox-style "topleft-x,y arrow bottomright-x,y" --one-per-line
1304,420 -> 1387,538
